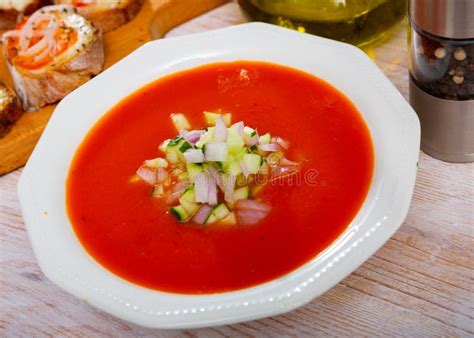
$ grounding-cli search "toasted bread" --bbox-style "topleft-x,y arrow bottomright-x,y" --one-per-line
55,0 -> 143,33
0,82 -> 24,137
2,5 -> 105,111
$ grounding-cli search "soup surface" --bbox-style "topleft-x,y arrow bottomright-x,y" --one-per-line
67,61 -> 374,294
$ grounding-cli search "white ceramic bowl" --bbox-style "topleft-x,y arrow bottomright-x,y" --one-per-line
18,23 -> 420,329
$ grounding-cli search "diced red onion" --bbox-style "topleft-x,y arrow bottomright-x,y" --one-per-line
236,209 -> 270,225
192,204 -> 214,225
236,200 -> 272,225
215,116 -> 228,142
166,181 -> 190,205
182,130 -> 205,144
194,173 -> 210,203
172,180 -> 191,192
259,143 -> 280,152
156,167 -> 168,183
207,166 -> 224,191
184,149 -> 204,163
224,174 -> 236,203
239,160 -> 250,178
136,166 -> 156,185
204,143 -> 228,162
272,137 -> 290,149
231,121 -> 244,137
207,175 -> 218,205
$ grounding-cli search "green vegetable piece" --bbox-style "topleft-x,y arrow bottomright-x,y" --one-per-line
243,153 -> 262,174
195,127 -> 215,148
259,133 -> 271,144
233,186 -> 249,201
227,128 -> 245,156
186,163 -> 204,181
170,205 -> 189,222
179,141 -> 192,153
180,186 -> 195,203
179,188 -> 199,215
168,136 -> 183,146
206,204 -> 230,224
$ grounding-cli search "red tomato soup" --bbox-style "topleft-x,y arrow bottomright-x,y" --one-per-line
66,61 -> 374,294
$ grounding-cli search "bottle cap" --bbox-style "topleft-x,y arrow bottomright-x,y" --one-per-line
409,0 -> 474,39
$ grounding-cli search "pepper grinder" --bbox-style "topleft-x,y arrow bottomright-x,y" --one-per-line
409,0 -> 474,162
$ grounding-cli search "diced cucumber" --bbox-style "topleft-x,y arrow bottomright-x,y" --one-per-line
180,186 -> 195,203
186,163 -> 203,181
226,128 -> 245,155
166,149 -> 180,164
233,186 -> 249,201
223,160 -> 242,176
206,203 -> 230,224
179,187 -> 199,215
171,113 -> 191,131
180,200 -> 199,215
170,205 -> 189,222
144,157 -> 168,168
220,211 -> 236,225
259,133 -> 271,144
159,139 -> 170,153
204,112 -> 232,126
243,126 -> 257,138
195,127 -> 215,148
167,136 -> 183,146
179,141 -> 192,153
243,154 -> 262,174
166,139 -> 186,163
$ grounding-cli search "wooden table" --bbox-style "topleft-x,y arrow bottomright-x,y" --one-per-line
1,3 -> 473,336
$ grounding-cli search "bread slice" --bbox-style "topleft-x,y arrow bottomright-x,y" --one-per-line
55,0 -> 143,33
0,0 -> 46,30
0,82 -> 24,137
2,5 -> 105,111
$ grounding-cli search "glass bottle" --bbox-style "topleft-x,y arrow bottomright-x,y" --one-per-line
238,0 -> 407,47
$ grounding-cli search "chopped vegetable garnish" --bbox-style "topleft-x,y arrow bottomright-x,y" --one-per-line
171,113 -> 191,131
134,111 -> 300,226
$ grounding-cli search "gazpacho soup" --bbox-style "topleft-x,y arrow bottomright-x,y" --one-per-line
66,61 -> 374,294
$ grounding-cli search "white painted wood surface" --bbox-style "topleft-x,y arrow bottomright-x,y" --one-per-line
1,3 -> 473,336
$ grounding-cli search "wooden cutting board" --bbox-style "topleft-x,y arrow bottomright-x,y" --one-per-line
0,0 -> 227,175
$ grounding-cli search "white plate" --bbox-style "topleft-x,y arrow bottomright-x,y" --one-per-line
18,23 -> 420,329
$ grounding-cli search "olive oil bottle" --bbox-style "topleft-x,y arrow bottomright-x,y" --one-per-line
238,0 -> 407,47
